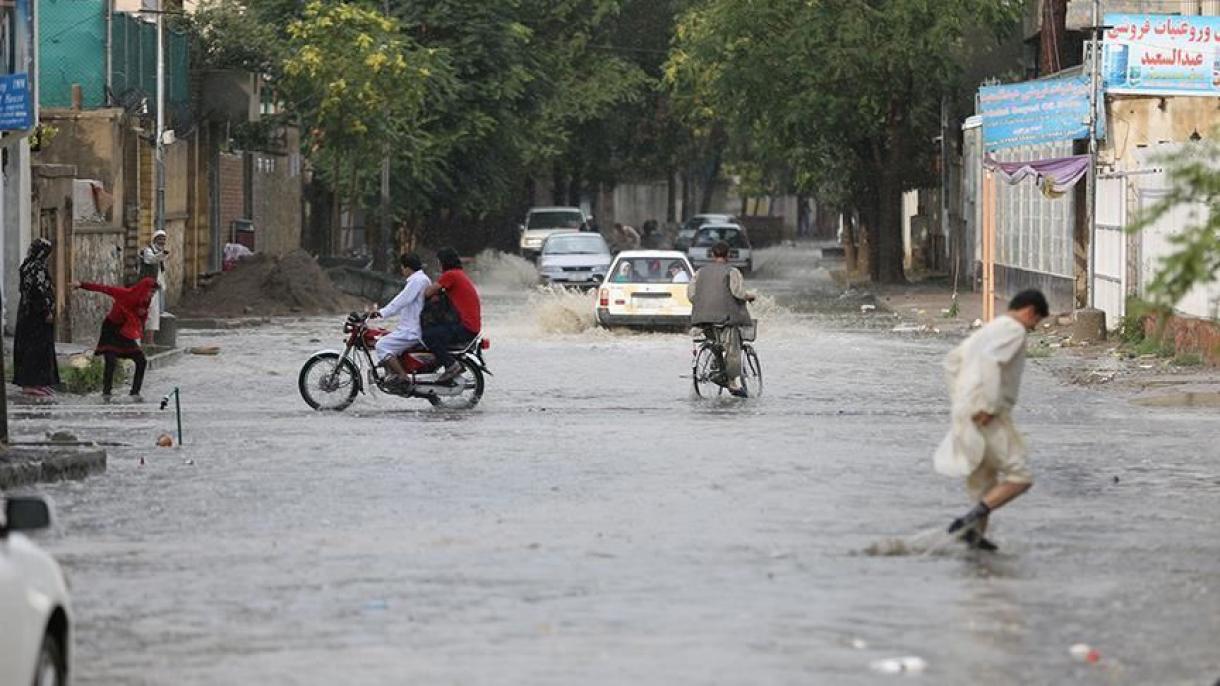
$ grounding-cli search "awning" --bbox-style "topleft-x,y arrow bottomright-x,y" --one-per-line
983,154 -> 1090,198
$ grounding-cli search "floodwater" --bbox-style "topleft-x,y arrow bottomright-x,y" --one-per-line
15,246 -> 1220,684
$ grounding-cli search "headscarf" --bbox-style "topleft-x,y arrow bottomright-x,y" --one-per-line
18,239 -> 54,320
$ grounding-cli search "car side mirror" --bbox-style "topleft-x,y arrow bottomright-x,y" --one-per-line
3,496 -> 52,533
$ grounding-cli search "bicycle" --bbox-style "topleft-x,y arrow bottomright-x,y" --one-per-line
691,320 -> 762,398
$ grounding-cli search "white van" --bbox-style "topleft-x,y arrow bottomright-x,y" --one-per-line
518,207 -> 589,260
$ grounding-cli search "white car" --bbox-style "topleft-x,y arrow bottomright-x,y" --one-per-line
688,223 -> 753,274
1,495 -> 72,686
518,206 -> 589,260
596,250 -> 695,329
538,233 -> 612,288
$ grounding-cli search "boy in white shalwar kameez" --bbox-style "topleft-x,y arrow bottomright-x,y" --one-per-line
935,290 -> 1049,551
369,253 -> 431,384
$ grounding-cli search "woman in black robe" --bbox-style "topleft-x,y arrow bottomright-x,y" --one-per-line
13,238 -> 60,396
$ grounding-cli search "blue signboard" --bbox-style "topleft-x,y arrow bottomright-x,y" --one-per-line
979,77 -> 1099,151
1104,13 -> 1220,96
0,73 -> 32,130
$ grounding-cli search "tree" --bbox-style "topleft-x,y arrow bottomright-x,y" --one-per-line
667,0 -> 1021,283
278,1 -> 449,255
1129,141 -> 1220,311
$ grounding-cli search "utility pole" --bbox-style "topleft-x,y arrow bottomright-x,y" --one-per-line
154,0 -> 166,237
378,0 -> 391,272
1084,0 -> 1100,309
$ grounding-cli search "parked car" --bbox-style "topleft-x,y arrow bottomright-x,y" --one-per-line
595,250 -> 694,329
688,223 -> 753,274
518,206 -> 589,260
538,233 -> 612,288
0,494 -> 72,686
675,214 -> 737,252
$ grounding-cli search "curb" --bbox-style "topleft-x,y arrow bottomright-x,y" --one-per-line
176,317 -> 271,330
146,347 -> 185,371
0,447 -> 108,490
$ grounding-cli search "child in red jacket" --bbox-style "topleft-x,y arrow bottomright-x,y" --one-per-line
73,277 -> 159,400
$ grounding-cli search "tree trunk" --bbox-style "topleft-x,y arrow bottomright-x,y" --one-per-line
551,162 -> 565,205
699,150 -> 722,214
666,169 -> 677,223
330,155 -> 342,256
872,166 -> 906,284
348,156 -> 360,256
842,212 -> 857,273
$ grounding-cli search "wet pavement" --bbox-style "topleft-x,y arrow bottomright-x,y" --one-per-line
14,246 -> 1220,685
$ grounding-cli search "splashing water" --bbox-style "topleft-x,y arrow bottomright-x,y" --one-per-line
860,526 -> 960,557
530,287 -> 599,335
470,250 -> 539,292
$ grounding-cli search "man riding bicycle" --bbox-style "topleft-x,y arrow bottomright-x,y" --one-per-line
687,240 -> 756,397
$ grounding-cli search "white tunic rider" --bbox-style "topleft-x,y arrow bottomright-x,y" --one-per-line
375,269 -> 431,362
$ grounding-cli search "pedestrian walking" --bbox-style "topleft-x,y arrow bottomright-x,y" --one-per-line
13,238 -> 60,397
613,223 -> 640,252
139,229 -> 170,345
72,277 -> 159,401
934,289 -> 1049,551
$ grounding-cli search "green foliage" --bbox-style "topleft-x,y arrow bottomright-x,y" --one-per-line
667,0 -> 1022,280
1132,335 -> 1174,358
61,357 -> 123,394
1172,352 -> 1205,367
1128,140 -> 1220,310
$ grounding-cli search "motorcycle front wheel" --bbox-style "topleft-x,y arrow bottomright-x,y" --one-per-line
299,352 -> 361,411
427,358 -> 485,409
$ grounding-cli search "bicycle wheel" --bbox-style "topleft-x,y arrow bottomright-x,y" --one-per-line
298,352 -> 361,411
741,345 -> 763,398
692,344 -> 724,398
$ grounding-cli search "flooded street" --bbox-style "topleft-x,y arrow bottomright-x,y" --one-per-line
20,248 -> 1220,684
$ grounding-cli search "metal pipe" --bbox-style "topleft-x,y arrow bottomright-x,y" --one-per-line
105,0 -> 113,102
1085,0 -> 1100,309
155,0 -> 166,235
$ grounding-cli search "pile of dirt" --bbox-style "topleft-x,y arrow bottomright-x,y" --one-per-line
177,250 -> 364,318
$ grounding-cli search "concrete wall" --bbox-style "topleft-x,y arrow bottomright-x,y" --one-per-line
70,231 -> 125,343
1098,95 -> 1220,320
2,141 -> 33,333
250,128 -> 303,256
36,110 -> 126,230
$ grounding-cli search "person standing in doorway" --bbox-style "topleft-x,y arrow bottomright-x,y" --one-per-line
423,248 -> 481,383
140,229 -> 170,346
72,277 -> 159,401
13,238 -> 60,397
934,289 -> 1049,551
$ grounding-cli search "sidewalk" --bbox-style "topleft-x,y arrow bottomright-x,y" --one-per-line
836,270 -> 1220,406
0,443 -> 107,489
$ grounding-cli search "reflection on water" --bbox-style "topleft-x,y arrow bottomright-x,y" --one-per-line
27,244 -> 1220,684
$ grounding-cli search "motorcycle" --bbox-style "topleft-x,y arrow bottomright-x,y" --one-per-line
298,312 -> 491,411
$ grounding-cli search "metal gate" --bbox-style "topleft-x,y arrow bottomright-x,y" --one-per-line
1093,174 -> 1127,324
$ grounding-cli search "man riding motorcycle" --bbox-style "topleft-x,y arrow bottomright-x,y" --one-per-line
423,247 -> 482,383
687,240 -> 756,398
369,253 -> 431,384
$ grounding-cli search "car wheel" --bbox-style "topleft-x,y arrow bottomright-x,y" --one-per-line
33,631 -> 66,686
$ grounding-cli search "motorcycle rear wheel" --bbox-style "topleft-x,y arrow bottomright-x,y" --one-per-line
427,358 -> 485,409
299,352 -> 361,411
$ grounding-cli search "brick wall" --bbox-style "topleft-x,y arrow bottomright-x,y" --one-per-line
218,152 -> 245,245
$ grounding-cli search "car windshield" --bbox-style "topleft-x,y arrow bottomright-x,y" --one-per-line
693,227 -> 748,248
544,235 -> 608,255
681,216 -> 731,233
527,211 -> 585,230
608,258 -> 691,284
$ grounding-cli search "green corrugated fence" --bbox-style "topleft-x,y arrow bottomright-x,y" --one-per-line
39,0 -> 189,116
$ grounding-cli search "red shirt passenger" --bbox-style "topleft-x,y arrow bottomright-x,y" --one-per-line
423,247 -> 482,381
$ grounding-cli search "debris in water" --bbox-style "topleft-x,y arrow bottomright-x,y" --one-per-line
156,433 -> 174,448
971,318 -> 983,328
870,656 -> 927,674
860,304 -> 877,313
1069,643 -> 1101,663
189,346 -> 221,355
183,459 -> 195,466
851,638 -> 869,650
46,430 -> 77,443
